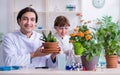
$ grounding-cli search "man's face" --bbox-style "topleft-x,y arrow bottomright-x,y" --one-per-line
18,12 -> 36,34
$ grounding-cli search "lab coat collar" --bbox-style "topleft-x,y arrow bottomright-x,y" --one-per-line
54,33 -> 67,40
18,30 -> 34,39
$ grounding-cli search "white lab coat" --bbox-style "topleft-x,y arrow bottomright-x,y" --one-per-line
1,30 -> 57,68
54,33 -> 73,54
54,33 -> 81,64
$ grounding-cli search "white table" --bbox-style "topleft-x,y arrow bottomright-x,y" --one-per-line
0,67 -> 120,75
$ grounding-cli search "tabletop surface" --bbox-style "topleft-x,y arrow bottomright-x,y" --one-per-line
0,67 -> 120,75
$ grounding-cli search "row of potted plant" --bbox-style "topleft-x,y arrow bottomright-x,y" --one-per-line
69,14 -> 120,70
40,14 -> 120,70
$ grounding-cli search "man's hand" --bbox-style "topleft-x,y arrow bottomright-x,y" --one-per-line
30,46 -> 49,58
51,48 -> 61,61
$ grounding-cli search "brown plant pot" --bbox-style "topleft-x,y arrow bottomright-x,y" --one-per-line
105,55 -> 118,68
42,42 -> 59,53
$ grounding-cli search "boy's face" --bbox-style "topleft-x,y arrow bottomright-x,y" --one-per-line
18,12 -> 36,34
55,26 -> 69,37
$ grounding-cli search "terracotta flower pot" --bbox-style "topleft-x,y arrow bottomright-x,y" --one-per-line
105,55 -> 118,68
42,42 -> 59,53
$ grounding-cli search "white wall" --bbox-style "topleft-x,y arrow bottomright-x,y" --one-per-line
82,0 -> 120,21
0,0 -> 119,33
0,0 -> 11,34
0,0 -> 12,66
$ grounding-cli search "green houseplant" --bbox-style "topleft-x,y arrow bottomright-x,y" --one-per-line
69,13 -> 103,70
41,31 -> 57,42
69,14 -> 102,61
40,31 -> 59,53
96,16 -> 120,55
95,16 -> 120,68
69,24 -> 102,70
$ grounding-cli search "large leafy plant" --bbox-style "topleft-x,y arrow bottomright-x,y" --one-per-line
69,22 -> 102,61
96,16 -> 120,55
40,31 -> 57,42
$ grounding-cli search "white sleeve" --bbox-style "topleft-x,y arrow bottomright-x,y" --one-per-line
2,35 -> 31,66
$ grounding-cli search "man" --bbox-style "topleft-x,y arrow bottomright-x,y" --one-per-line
1,7 -> 58,68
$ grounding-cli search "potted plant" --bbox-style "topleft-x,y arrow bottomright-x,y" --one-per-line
69,14 -> 102,70
70,25 -> 102,70
95,16 -> 120,68
40,31 -> 59,53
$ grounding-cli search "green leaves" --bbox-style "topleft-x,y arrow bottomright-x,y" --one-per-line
96,16 -> 120,55
40,31 -> 57,42
70,25 -> 102,61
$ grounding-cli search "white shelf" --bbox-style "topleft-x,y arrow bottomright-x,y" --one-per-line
12,0 -> 82,33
